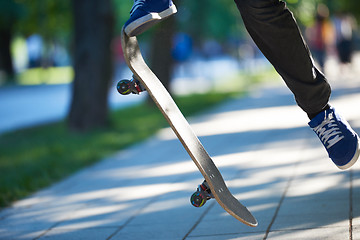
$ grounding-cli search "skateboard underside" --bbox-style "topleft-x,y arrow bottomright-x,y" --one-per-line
121,29 -> 257,227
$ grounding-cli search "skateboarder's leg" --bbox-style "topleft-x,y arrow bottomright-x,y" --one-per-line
124,0 -> 177,37
234,0 -> 330,115
234,0 -> 359,169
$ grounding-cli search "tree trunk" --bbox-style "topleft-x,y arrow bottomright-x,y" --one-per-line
149,10 -> 176,95
0,27 -> 15,83
68,0 -> 114,132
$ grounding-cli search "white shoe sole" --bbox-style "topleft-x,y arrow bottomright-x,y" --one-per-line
124,5 -> 177,37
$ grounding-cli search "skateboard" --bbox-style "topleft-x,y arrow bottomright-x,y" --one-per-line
118,29 -> 257,227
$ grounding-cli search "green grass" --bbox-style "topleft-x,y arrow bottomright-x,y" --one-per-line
17,67 -> 74,85
0,91 -> 240,208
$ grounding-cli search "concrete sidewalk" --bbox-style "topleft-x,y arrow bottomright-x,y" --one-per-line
0,78 -> 359,240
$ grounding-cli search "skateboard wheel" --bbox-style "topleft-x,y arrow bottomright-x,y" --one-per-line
117,80 -> 132,95
190,192 -> 207,207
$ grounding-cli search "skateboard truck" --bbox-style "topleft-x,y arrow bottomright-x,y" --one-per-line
117,75 -> 146,95
190,180 -> 214,207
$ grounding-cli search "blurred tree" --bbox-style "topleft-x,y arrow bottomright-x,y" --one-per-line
0,0 -> 24,82
333,0 -> 360,21
16,1 -> 71,39
143,0 -> 243,95
68,0 -> 114,131
148,0 -> 178,95
286,0 -> 360,26
17,0 -> 72,68
113,0 -> 133,34
0,0 -> 72,83
179,0 -> 243,47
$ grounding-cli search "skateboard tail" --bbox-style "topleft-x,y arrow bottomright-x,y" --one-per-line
121,29 -> 257,227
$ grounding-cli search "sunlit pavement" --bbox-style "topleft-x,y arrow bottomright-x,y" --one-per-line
1,75 -> 360,239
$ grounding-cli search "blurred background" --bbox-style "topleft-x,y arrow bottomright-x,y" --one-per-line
0,0 -> 360,132
1,0 -> 360,207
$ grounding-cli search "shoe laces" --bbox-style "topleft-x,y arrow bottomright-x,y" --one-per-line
130,0 -> 146,15
313,111 -> 344,149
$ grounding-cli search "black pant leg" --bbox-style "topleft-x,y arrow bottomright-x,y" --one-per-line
234,0 -> 331,115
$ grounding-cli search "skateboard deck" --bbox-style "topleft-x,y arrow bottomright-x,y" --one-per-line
121,29 -> 257,227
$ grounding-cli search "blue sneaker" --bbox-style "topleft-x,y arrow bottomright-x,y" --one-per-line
309,106 -> 360,170
124,0 -> 177,37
